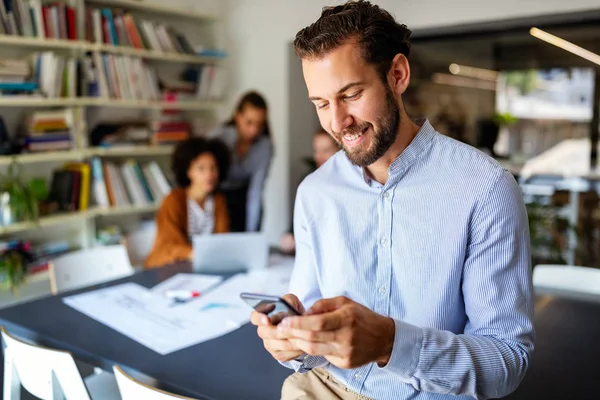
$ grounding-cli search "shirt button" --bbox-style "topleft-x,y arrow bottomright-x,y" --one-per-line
379,286 -> 386,294
380,238 -> 388,245
354,373 -> 361,379
383,191 -> 390,198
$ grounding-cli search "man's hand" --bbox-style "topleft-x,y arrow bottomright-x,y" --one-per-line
250,294 -> 306,362
277,296 -> 395,369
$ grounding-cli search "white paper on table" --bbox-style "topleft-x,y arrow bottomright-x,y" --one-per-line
247,264 -> 294,297
62,269 -> 295,355
149,273 -> 223,297
63,282 -> 251,355
268,253 -> 295,268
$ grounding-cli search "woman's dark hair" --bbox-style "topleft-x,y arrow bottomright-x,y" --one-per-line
171,137 -> 231,188
225,90 -> 271,138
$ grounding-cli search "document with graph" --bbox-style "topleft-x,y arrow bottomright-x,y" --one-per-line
62,271 -> 289,355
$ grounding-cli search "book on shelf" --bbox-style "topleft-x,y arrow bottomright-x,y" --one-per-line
92,157 -> 171,208
84,52 -> 160,100
85,6 -> 196,55
45,158 -> 171,214
0,0 -> 78,40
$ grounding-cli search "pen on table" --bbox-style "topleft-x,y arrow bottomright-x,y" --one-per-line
165,290 -> 201,305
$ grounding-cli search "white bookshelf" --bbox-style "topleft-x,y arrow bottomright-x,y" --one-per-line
0,146 -> 173,166
0,35 -> 223,65
0,204 -> 160,236
0,0 -> 225,249
85,0 -> 220,21
0,35 -> 85,50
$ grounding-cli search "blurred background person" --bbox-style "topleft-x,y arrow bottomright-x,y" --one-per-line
145,137 -> 230,268
279,129 -> 339,254
210,91 -> 273,232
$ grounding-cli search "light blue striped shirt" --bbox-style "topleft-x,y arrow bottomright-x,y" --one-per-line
284,120 -> 534,399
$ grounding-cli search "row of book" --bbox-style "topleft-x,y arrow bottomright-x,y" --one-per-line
0,52 -> 225,101
0,0 -> 77,40
84,7 -> 196,55
48,158 -> 173,211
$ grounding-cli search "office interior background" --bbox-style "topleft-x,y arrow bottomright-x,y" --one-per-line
0,0 -> 599,399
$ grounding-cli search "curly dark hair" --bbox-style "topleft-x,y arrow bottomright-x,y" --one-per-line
171,137 -> 231,188
294,0 -> 412,83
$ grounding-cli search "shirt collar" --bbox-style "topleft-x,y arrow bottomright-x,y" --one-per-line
357,119 -> 436,186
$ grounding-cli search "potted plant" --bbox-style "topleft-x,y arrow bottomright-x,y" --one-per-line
0,160 -> 39,226
0,241 -> 33,293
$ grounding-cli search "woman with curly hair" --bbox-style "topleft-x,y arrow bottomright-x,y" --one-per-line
145,137 -> 231,268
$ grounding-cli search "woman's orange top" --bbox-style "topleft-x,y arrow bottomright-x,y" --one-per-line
144,188 -> 229,268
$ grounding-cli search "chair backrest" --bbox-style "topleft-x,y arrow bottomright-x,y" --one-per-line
533,264 -> 600,302
123,223 -> 157,268
49,245 -> 134,295
113,365 -> 194,400
2,327 -> 91,400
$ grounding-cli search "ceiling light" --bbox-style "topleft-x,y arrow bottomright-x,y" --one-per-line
448,63 -> 499,81
530,27 -> 600,66
432,73 -> 497,91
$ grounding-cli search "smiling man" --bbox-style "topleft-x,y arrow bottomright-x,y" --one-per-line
250,1 -> 534,399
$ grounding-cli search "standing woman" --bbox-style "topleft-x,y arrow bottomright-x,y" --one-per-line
210,91 -> 273,232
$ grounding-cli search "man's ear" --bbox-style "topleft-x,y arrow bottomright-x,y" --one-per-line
388,54 -> 411,95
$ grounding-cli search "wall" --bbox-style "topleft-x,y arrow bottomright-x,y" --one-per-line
224,0 -> 600,244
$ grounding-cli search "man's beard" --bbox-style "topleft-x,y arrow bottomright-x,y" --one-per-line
336,86 -> 400,167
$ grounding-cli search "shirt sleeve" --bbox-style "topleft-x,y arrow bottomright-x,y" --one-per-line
245,139 -> 272,231
378,170 -> 535,399
279,185 -> 328,372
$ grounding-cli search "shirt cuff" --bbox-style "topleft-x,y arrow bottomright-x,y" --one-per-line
378,319 -> 423,379
279,354 -> 328,373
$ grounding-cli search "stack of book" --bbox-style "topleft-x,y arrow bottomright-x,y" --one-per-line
85,7 -> 195,55
0,0 -> 78,40
0,57 -> 36,96
151,95 -> 191,145
20,109 -> 74,153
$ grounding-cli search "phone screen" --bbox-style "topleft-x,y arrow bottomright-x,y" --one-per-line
241,294 -> 301,325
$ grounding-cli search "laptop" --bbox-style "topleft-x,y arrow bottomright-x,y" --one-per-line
191,232 -> 269,273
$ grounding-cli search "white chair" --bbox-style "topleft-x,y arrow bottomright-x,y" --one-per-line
2,327 -> 120,400
533,264 -> 600,302
49,245 -> 134,295
122,223 -> 157,269
113,365 -> 195,400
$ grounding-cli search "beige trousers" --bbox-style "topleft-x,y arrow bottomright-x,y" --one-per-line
281,368 -> 374,400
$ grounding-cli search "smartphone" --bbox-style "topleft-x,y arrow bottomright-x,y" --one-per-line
240,292 -> 302,325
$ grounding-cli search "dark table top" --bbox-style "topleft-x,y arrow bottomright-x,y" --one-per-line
504,295 -> 600,400
0,263 -> 292,400
0,266 -> 599,400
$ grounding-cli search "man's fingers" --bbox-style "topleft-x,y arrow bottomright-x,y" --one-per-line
263,338 -> 296,353
284,328 -> 336,343
282,293 -> 306,314
250,311 -> 270,326
289,338 -> 336,357
279,309 -> 343,331
307,296 -> 349,315
257,325 -> 295,340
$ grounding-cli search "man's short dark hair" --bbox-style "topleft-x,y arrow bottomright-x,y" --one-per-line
294,0 -> 412,82
171,137 -> 230,188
